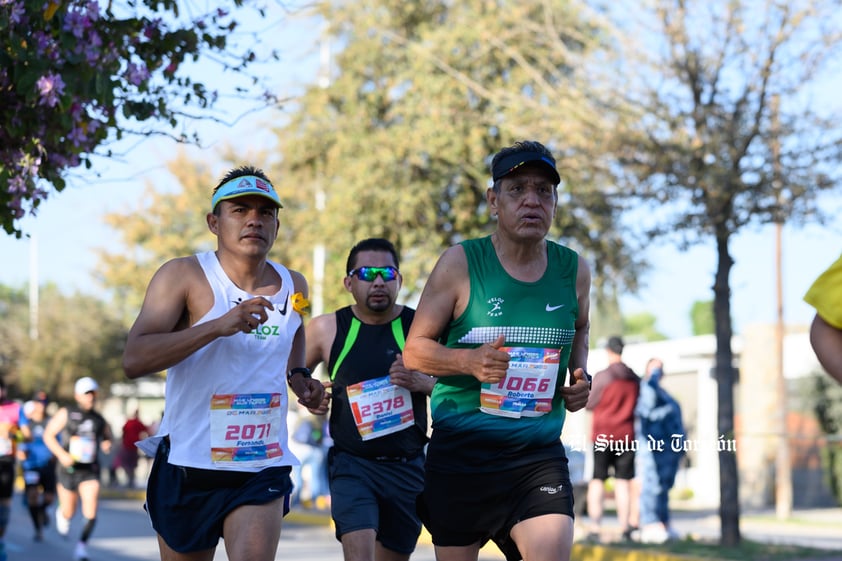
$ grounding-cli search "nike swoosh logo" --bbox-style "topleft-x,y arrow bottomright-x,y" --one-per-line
545,303 -> 565,312
277,294 -> 289,316
268,487 -> 282,493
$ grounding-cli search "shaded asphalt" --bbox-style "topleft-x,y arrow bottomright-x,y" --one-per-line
95,487 -> 842,561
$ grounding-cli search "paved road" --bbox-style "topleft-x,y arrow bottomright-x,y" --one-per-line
3,497 -> 457,561
7,495 -> 842,561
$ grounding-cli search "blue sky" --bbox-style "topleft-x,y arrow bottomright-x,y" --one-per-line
2,3 -> 840,339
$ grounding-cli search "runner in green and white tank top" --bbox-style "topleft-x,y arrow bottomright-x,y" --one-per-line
426,235 -> 579,474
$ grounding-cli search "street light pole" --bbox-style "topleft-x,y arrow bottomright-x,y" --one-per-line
29,233 -> 39,340
772,94 -> 792,520
311,36 -> 331,318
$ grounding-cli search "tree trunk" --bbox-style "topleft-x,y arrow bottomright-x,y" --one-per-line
713,232 -> 741,546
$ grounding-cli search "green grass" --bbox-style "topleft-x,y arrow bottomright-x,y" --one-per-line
621,537 -> 842,560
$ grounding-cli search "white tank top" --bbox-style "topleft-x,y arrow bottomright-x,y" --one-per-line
156,251 -> 301,471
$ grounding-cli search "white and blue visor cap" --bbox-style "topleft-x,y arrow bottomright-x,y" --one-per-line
211,175 -> 283,211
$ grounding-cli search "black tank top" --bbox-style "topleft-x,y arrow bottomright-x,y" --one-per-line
327,306 -> 428,458
63,405 -> 108,467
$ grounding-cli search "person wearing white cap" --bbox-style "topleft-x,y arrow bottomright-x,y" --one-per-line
122,165 -> 325,561
42,376 -> 113,561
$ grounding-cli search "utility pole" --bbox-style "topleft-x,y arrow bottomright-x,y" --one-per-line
771,94 -> 792,519
311,36 -> 331,317
29,233 -> 39,340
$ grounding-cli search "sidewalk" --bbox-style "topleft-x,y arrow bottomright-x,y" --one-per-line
570,502 -> 842,561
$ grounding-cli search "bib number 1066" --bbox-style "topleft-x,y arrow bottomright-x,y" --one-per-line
493,376 -> 550,393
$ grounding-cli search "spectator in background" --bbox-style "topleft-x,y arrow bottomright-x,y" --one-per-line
0,378 -> 30,561
635,358 -> 685,543
117,410 -> 150,488
288,408 -> 329,510
19,398 -> 57,542
585,336 -> 640,542
804,253 -> 842,384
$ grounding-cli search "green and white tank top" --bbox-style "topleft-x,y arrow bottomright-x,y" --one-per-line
426,236 -> 579,472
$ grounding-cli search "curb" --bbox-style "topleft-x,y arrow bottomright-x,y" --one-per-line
570,544 -> 711,561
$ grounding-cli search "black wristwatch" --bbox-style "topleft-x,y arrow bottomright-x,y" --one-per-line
287,367 -> 312,383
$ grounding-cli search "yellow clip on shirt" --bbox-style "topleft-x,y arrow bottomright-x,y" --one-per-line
804,254 -> 842,329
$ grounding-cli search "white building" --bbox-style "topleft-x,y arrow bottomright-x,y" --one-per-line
562,324 -> 836,508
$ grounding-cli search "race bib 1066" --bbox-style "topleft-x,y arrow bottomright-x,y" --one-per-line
479,347 -> 560,418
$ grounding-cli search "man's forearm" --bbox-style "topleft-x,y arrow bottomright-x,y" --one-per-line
568,321 -> 590,376
404,338 -> 472,377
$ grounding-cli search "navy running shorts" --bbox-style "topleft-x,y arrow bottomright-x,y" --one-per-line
418,457 -> 574,561
145,437 -> 293,553
23,463 -> 58,494
328,449 -> 424,554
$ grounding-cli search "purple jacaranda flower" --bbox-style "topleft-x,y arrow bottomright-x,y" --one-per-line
63,6 -> 94,38
36,73 -> 65,107
84,31 -> 103,65
69,102 -> 84,122
126,62 -> 150,86
32,31 -> 59,60
7,0 -> 26,24
8,176 -> 27,194
143,18 -> 162,40
9,196 -> 25,219
67,125 -> 87,147
84,0 -> 101,21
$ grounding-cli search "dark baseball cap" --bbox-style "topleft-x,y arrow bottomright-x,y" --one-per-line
491,150 -> 560,185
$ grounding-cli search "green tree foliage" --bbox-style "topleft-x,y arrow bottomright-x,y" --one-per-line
0,283 -> 126,402
0,285 -> 27,389
1,0 -> 283,238
691,300 -> 714,336
610,0 -> 842,545
96,153 -> 220,324
623,312 -> 666,342
271,0 -> 644,312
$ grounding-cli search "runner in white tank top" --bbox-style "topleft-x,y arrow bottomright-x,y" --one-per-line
123,166 -> 325,561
